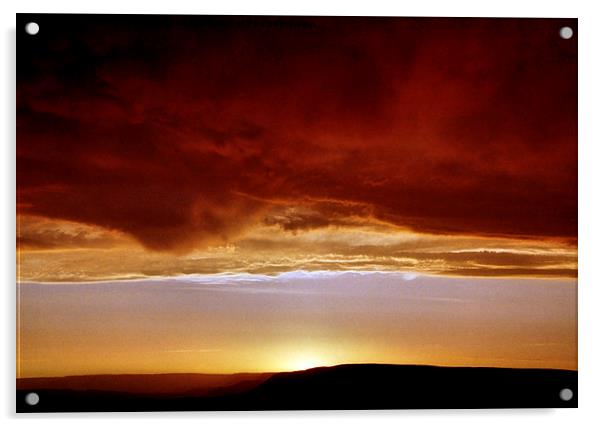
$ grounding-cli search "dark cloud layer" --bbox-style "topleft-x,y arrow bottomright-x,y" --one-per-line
17,15 -> 577,251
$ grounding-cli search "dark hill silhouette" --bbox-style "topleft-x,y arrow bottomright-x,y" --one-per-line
17,363 -> 577,412
240,364 -> 577,409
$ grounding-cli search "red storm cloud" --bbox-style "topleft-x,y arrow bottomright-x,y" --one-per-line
17,16 -> 577,251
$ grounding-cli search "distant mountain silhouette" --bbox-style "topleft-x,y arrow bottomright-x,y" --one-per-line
17,372 -> 271,396
17,363 -> 577,412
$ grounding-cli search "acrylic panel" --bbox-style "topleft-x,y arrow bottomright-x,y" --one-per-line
16,14 -> 577,412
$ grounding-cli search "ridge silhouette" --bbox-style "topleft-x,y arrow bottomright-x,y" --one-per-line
17,363 -> 577,412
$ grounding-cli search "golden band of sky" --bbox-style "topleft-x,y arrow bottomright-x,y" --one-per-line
17,214 -> 576,283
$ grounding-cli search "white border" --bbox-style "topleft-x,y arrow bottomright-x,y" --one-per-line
2,1 -> 602,426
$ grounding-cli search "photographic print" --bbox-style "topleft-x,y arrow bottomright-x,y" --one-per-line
16,14 -> 577,411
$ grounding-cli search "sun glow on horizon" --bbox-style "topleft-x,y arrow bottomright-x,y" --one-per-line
284,353 -> 333,372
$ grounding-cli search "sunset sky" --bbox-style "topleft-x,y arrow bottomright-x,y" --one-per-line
17,16 -> 577,377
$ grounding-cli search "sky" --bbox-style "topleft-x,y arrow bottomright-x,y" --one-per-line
17,16 -> 577,376
18,273 -> 576,378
